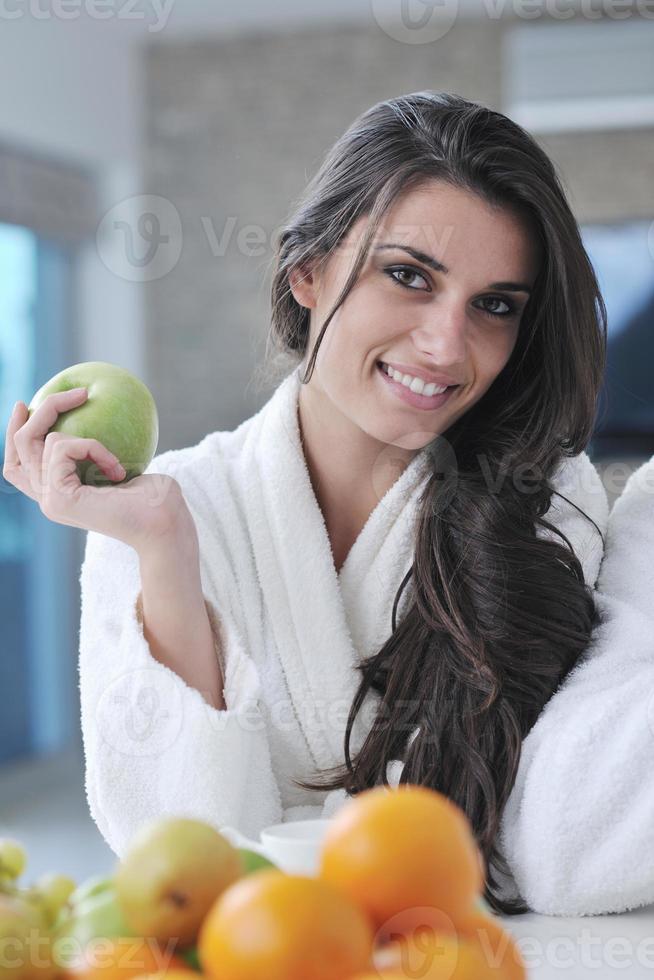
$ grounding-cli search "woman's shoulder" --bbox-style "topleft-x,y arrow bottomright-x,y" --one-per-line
140,415 -> 257,512
149,408 -> 257,466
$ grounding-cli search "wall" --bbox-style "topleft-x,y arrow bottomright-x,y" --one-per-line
141,14 -> 654,455
0,14 -> 146,383
142,17 -> 504,448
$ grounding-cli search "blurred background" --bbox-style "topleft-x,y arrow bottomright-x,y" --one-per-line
0,0 -> 653,881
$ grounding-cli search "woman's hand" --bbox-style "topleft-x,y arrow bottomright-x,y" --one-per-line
3,387 -> 193,554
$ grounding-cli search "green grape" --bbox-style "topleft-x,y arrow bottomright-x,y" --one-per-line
0,872 -> 16,893
0,892 -> 58,980
32,873 -> 78,929
0,839 -> 27,881
6,885 -> 50,933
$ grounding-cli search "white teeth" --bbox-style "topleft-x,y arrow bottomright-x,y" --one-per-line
381,363 -> 448,397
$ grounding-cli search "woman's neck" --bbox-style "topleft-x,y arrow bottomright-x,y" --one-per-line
296,377 -> 416,572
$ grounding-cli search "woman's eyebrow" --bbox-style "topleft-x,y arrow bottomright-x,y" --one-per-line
374,243 -> 533,294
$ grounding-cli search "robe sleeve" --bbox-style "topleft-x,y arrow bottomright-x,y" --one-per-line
499,453 -> 654,915
78,527 -> 283,858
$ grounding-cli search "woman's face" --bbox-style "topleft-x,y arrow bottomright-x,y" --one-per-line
290,179 -> 541,452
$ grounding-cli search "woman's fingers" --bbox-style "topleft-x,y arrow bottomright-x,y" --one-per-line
3,402 -> 24,470
3,402 -> 32,497
4,395 -> 187,548
41,436 -> 125,522
12,388 -> 88,496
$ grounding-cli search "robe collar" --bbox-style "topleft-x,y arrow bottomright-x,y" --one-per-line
240,365 -> 431,771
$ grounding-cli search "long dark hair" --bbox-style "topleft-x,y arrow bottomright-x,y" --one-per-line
264,91 -> 607,915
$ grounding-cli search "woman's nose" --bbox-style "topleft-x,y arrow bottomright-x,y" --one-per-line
412,304 -> 468,365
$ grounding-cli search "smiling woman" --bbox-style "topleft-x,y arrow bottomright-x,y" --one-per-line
70,91 -> 628,922
265,90 -> 608,915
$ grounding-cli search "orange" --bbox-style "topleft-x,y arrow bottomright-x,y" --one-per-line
130,973 -> 202,980
197,868 -> 374,980
318,785 -> 484,943
61,936 -> 189,980
370,915 -> 526,978
458,913 -> 526,980
356,930 -> 508,978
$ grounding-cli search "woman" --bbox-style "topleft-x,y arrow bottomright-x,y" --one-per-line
5,91 -> 649,918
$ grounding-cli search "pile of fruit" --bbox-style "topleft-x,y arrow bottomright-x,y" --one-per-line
0,786 -> 527,979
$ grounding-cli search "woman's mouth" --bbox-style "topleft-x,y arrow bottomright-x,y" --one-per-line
376,361 -> 459,411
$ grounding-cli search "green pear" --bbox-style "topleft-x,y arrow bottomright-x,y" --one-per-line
236,848 -> 277,875
0,893 -> 56,980
50,884 -> 136,972
114,817 -> 242,948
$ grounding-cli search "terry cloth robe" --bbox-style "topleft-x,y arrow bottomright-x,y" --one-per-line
79,363 -> 648,916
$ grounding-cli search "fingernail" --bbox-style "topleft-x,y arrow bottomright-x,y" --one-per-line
71,387 -> 87,395
12,401 -> 21,413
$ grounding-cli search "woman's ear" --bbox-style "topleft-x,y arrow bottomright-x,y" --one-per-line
288,260 -> 321,309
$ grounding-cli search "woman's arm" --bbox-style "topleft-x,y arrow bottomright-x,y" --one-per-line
499,454 -> 654,915
138,524 -> 227,711
78,522 -> 283,858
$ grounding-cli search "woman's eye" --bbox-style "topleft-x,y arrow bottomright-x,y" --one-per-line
385,268 -> 519,320
386,266 -> 430,291
477,296 -> 517,318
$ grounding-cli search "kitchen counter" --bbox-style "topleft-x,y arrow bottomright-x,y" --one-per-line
500,902 -> 654,978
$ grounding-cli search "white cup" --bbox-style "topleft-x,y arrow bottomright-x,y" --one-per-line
259,819 -> 332,875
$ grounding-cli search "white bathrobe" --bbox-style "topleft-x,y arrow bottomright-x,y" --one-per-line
78,364 -> 652,916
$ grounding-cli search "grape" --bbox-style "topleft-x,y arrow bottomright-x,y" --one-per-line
0,892 -> 57,980
33,873 -> 78,928
0,872 -> 16,893
0,839 -> 27,880
5,886 -> 50,933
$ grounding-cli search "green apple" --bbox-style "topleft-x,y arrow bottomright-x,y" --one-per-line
67,875 -> 113,908
51,883 -> 136,971
27,361 -> 158,488
237,847 -> 277,875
